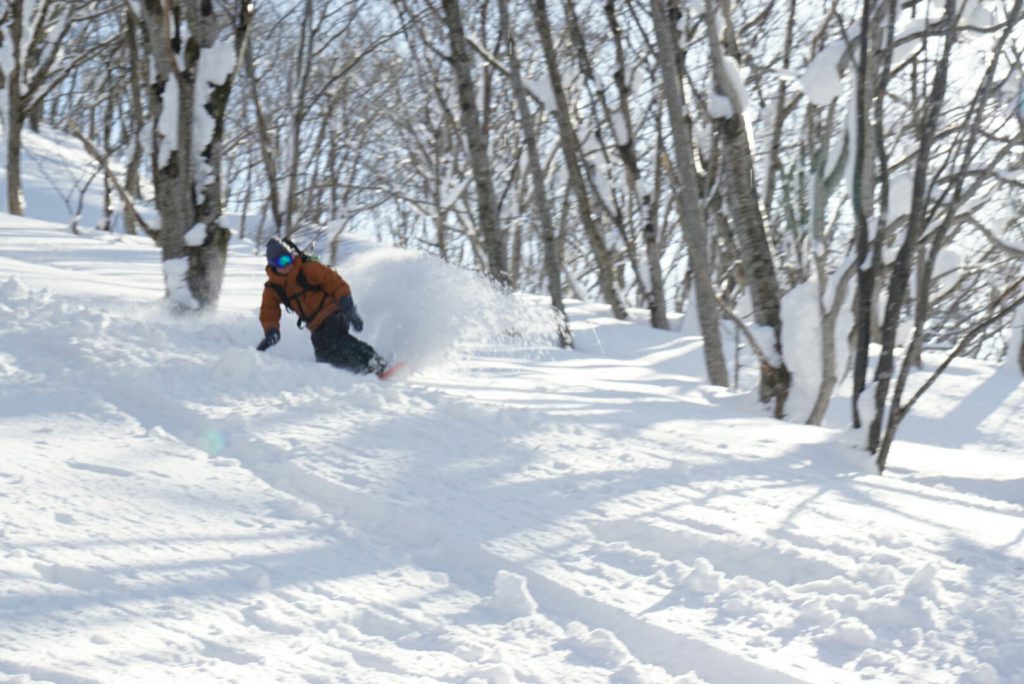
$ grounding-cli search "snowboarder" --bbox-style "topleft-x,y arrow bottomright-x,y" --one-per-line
256,237 -> 390,377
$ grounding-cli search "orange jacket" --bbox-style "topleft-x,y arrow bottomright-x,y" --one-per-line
260,260 -> 352,333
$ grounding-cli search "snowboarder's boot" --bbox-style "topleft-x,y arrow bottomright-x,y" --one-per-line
367,354 -> 389,378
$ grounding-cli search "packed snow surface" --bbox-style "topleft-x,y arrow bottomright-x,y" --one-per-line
0,130 -> 1023,683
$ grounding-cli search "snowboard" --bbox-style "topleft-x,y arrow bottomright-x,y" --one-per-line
377,361 -> 409,381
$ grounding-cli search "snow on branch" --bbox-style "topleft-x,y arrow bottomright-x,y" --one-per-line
708,55 -> 748,119
800,41 -> 846,107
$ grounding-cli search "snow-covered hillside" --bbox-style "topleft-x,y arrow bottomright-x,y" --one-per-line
1,132 -> 1023,683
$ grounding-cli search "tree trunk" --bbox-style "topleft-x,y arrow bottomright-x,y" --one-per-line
762,0 -> 797,216
530,0 -> 627,319
651,0 -> 728,387
100,91 -> 114,231
851,0 -> 880,430
442,0 -> 509,286
498,0 -> 572,347
806,262 -> 857,425
123,8 -> 145,234
4,0 -> 24,216
243,39 -> 283,230
655,0 -> 729,385
1017,306 -> 1024,374
704,0 -> 790,416
281,0 -> 315,235
5,85 -> 23,216
718,117 -> 790,412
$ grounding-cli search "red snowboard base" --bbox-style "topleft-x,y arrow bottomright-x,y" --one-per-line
377,361 -> 408,381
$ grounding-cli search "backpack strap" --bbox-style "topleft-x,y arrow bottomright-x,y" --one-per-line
264,265 -> 326,330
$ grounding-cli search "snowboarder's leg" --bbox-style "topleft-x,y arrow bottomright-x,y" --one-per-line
311,313 -> 388,375
336,337 -> 389,375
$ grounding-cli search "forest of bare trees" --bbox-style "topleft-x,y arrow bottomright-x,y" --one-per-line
2,0 -> 1023,468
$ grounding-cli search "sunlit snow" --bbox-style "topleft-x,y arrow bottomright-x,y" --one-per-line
1,127 -> 1022,684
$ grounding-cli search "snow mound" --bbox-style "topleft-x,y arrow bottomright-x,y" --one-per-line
480,570 -> 538,618
0,276 -> 31,301
683,557 -> 725,594
564,622 -> 634,669
818,616 -> 878,649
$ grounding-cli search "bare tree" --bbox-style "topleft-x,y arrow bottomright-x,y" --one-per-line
0,0 -> 86,215
497,0 -> 571,346
441,0 -> 509,285
871,0 -> 1024,470
529,0 -> 627,319
651,0 -> 729,387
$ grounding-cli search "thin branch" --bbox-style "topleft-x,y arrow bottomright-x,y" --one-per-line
68,128 -> 158,239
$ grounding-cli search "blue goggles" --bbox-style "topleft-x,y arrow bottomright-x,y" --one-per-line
271,253 -> 294,269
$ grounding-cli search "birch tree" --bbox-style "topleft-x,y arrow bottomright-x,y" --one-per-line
135,0 -> 251,310
703,0 -> 790,416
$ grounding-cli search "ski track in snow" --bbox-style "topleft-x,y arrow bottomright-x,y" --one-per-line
1,218 -> 1023,684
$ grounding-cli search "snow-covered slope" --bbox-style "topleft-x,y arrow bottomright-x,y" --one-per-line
2,216 -> 1023,684
2,129 -> 1023,683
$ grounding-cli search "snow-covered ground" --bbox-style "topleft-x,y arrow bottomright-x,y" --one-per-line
1,132 -> 1023,683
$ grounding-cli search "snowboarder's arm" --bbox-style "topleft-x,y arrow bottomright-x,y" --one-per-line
259,285 -> 282,334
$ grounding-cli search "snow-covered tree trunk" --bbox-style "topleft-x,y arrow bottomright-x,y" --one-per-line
805,262 -> 856,425
704,0 -> 789,411
137,0 -> 250,311
651,0 -> 728,387
802,88 -> 852,425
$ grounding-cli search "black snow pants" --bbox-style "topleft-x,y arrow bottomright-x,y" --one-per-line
310,311 -> 380,374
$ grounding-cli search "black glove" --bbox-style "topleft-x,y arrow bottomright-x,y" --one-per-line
338,295 -> 364,332
257,329 -> 280,351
